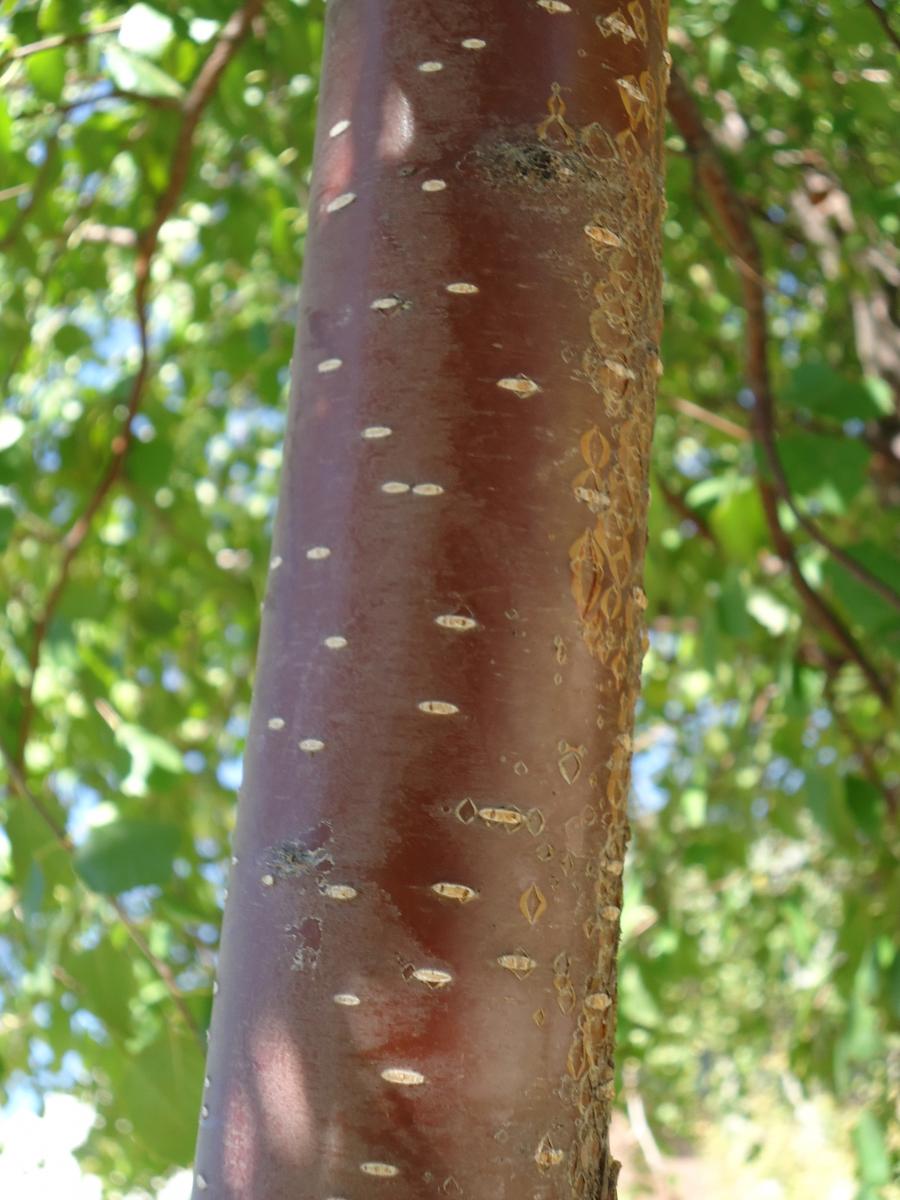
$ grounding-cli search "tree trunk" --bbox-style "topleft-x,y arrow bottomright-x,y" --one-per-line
193,2 -> 667,1197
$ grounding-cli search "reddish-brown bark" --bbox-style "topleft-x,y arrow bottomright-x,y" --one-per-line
194,2 -> 667,1197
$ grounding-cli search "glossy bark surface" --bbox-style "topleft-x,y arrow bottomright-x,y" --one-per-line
194,2 -> 667,1197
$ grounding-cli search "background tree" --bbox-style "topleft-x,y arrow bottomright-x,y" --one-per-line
0,1 -> 897,1197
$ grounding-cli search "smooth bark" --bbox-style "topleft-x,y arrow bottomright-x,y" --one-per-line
194,2 -> 667,1196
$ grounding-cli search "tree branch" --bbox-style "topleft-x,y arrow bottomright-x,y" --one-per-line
667,64 -> 895,709
668,395 -> 750,441
16,87 -> 182,122
655,471 -> 718,545
15,0 -> 265,764
863,0 -> 900,54
1,17 -> 123,66
0,135 -> 59,253
0,746 -> 201,1037
667,66 -> 900,620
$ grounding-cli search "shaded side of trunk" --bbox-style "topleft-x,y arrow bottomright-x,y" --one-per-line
193,2 -> 667,1197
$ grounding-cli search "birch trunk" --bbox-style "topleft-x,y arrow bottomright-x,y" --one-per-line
193,2 -> 668,1196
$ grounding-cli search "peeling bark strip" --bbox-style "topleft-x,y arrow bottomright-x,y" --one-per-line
194,3 -> 666,1198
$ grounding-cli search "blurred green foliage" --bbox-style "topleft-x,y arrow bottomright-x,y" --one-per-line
0,0 -> 897,1196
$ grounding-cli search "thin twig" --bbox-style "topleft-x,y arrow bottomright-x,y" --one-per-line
16,87 -> 182,122
655,471 -> 718,545
0,746 -> 201,1037
863,0 -> 900,53
623,1064 -> 672,1200
669,395 -> 750,442
667,65 -> 895,708
1,18 -> 123,66
0,135 -> 59,253
0,183 -> 30,203
15,0 -> 265,764
668,66 -> 900,620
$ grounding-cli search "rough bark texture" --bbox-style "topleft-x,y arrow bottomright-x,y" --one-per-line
193,2 -> 667,1197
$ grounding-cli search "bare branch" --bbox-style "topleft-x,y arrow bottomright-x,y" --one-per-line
668,395 -> 750,441
16,87 -> 182,122
0,136 -> 59,253
863,0 -> 900,54
0,182 -> 30,203
667,64 -> 896,707
655,471 -> 718,546
668,66 -> 900,618
1,17 -> 123,66
15,0 -> 265,764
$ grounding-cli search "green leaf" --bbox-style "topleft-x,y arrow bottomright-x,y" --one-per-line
118,1025 -> 205,1163
0,95 -> 12,155
844,776 -> 882,839
115,722 -> 185,797
104,43 -> 184,98
0,499 -> 14,551
777,434 -> 869,512
708,483 -> 768,562
25,46 -> 66,100
715,569 -> 754,638
53,323 -> 91,356
73,819 -> 180,893
783,364 -> 880,421
126,439 -> 175,488
852,1112 -> 890,1186
681,787 -> 707,828
824,543 -> 900,641
60,939 -> 134,1034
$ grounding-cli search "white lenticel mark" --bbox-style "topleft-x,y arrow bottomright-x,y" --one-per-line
421,178 -> 447,192
306,546 -> 331,559
261,874 -> 275,887
446,282 -> 479,294
299,738 -> 325,754
497,375 -> 541,397
333,993 -> 361,1006
381,1068 -> 426,1086
362,425 -> 393,438
361,1163 -> 400,1178
267,717 -> 285,730
417,61 -> 443,72
412,483 -> 444,496
431,881 -> 478,903
323,635 -> 348,649
326,192 -> 356,213
381,481 -> 411,494
411,967 -> 453,987
321,883 -> 358,901
417,700 -> 459,715
370,295 -> 400,311
461,37 -> 487,49
329,119 -> 351,137
537,0 -> 572,11
317,358 -> 342,374
435,614 -> 478,631
270,555 -> 283,569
